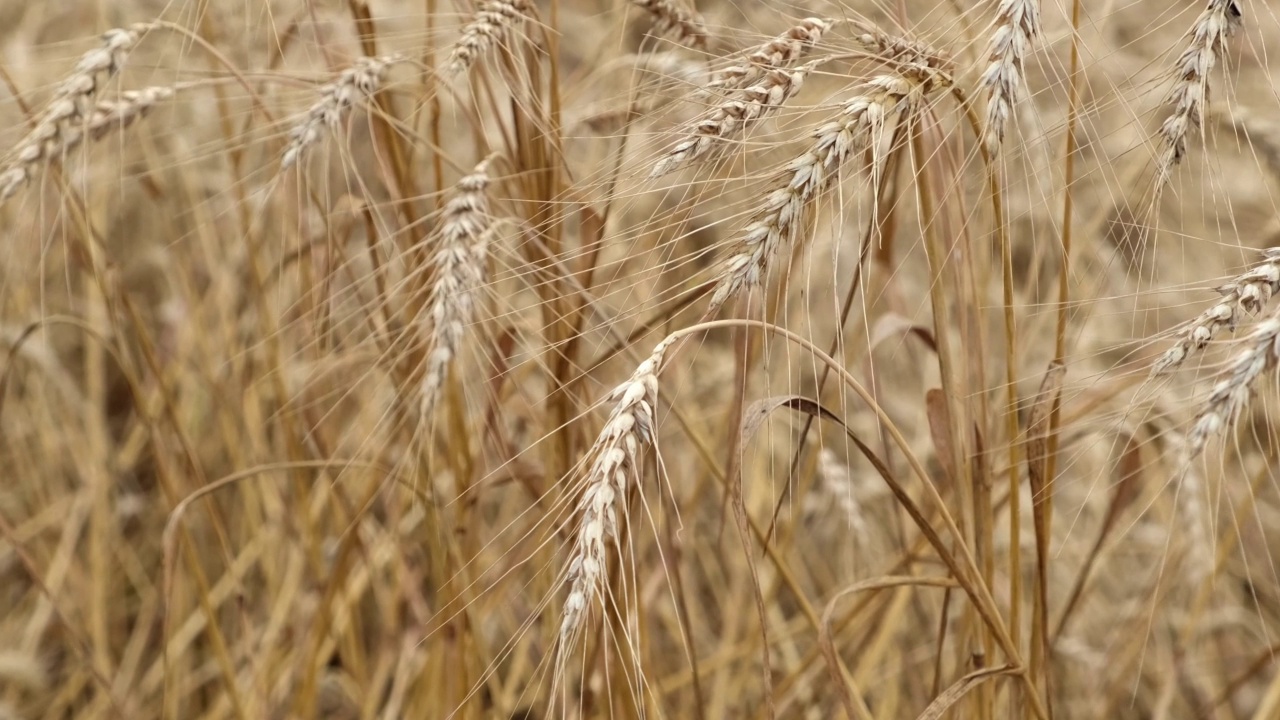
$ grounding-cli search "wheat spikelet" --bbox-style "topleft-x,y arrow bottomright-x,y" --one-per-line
1152,248 -> 1280,375
447,0 -> 532,75
1,85 -> 176,201
630,0 -> 708,50
418,158 -> 495,425
557,334 -> 677,648
702,18 -> 831,96
280,55 -> 398,170
1156,0 -> 1243,184
706,71 -> 935,314
1185,313 -> 1280,462
979,0 -> 1040,155
651,62 -> 817,178
0,24 -> 151,202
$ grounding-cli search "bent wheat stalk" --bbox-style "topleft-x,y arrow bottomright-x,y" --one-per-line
1152,248 -> 1280,375
419,158 -> 496,425
281,55 -> 399,169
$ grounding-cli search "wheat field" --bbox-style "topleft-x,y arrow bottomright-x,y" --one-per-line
3,0 -> 1280,717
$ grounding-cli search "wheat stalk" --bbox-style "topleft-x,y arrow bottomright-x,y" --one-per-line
280,55 -> 399,170
447,0 -> 533,75
650,61 -> 817,178
557,334 -> 678,646
706,71 -> 936,314
0,24 -> 151,201
630,0 -> 709,50
419,157 -> 496,425
1156,0 -> 1243,184
702,18 -> 832,95
979,0 -> 1040,155
1152,248 -> 1280,375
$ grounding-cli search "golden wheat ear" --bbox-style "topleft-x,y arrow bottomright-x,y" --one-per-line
280,55 -> 400,170
629,0 -> 709,50
447,0 -> 533,76
979,0 -> 1040,156
0,23 -> 153,202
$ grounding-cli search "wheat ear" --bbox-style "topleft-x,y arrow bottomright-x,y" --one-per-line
979,0 -> 1040,155
419,158 -> 495,425
651,61 -> 818,178
707,71 -> 934,314
848,20 -> 952,73
1185,312 -> 1280,462
0,24 -> 151,201
447,0 -> 533,76
558,334 -> 677,646
1,85 -> 176,201
280,55 -> 398,170
630,0 -> 709,50
702,18 -> 832,95
1156,0 -> 1243,184
1152,248 -> 1280,375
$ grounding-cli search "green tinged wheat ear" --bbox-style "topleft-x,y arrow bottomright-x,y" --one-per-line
0,24 -> 153,201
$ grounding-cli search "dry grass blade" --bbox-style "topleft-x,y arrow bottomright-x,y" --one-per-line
1155,0 -> 1242,184
280,55 -> 398,169
419,157 -> 496,426
1152,248 -> 1280,375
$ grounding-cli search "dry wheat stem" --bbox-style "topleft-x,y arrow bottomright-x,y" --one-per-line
1,85 -> 176,201
1156,0 -> 1243,184
1185,311 -> 1280,462
0,24 -> 152,201
706,71 -> 936,314
630,0 -> 709,49
702,18 -> 832,96
558,334 -> 678,646
1152,248 -> 1280,375
280,55 -> 399,169
980,0 -> 1040,156
651,61 -> 819,178
447,0 -> 533,75
419,158 -> 495,424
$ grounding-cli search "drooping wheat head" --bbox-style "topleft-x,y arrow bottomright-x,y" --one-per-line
629,0 -> 709,50
447,0 -> 534,76
280,55 -> 398,169
979,0 -> 1040,156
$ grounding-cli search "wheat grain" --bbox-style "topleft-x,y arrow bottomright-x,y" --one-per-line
447,0 -> 532,75
1156,0 -> 1243,184
280,55 -> 398,170
707,71 -> 935,313
1152,248 -> 1280,375
630,0 -> 708,50
418,158 -> 495,425
558,334 -> 677,645
651,62 -> 817,178
979,0 -> 1040,156
0,24 -> 151,201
